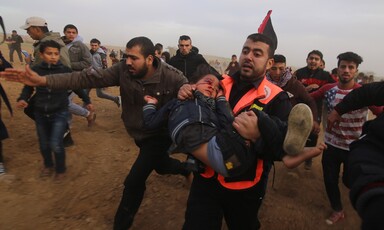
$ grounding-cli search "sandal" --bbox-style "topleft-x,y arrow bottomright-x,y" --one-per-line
87,112 -> 97,127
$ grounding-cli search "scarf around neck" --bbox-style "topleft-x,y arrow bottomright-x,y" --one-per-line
266,67 -> 293,88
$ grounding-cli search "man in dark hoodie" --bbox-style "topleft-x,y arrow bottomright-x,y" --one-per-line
168,35 -> 209,80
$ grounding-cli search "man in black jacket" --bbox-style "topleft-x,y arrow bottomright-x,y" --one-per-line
294,50 -> 335,169
168,35 -> 209,80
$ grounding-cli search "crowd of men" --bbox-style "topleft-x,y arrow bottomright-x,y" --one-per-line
0,13 -> 383,230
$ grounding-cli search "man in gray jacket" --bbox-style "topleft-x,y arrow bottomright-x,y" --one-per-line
62,24 -> 96,132
1,36 -> 193,230
87,38 -> 121,107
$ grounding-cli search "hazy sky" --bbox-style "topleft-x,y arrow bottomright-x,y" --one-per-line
2,0 -> 384,76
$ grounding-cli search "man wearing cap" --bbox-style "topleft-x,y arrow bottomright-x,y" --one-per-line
20,17 -> 71,68
8,30 -> 24,64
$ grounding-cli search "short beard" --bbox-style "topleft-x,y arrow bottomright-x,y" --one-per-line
130,64 -> 148,79
339,77 -> 353,84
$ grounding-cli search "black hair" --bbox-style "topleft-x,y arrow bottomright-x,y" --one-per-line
126,36 -> 155,58
231,54 -> 237,58
337,52 -> 363,68
331,68 -> 338,75
155,43 -> 163,50
63,24 -> 78,33
246,33 -> 275,57
161,51 -> 170,63
90,38 -> 101,45
273,54 -> 286,63
189,64 -> 222,84
154,43 -> 163,56
39,40 -> 61,53
179,35 -> 191,41
307,50 -> 323,60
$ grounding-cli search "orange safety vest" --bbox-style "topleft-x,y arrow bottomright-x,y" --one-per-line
200,74 -> 283,190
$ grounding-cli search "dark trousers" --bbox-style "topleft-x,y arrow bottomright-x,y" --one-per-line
183,174 -> 265,230
113,135 -> 189,230
322,145 -> 349,211
9,47 -> 23,62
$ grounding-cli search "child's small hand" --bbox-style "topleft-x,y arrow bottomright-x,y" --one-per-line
16,100 -> 28,109
144,95 -> 158,104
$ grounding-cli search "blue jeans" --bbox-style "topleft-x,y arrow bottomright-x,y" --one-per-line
68,92 -> 90,126
34,110 -> 69,173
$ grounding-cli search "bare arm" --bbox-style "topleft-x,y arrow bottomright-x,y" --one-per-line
282,142 -> 327,169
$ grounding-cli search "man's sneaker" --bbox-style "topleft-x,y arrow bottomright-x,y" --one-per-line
63,130 -> 74,147
283,103 -> 313,156
0,163 -> 5,174
325,211 -> 345,225
115,96 -> 121,108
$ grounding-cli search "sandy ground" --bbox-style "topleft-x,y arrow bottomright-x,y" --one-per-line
0,59 -> 362,230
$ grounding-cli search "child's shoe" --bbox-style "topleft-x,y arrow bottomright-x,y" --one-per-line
283,103 -> 313,156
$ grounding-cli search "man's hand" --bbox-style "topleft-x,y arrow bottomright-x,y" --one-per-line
0,65 -> 47,86
327,109 -> 341,132
85,103 -> 95,112
144,95 -> 158,104
306,84 -> 319,92
24,56 -> 32,64
178,84 -> 196,100
232,111 -> 260,143
216,89 -> 224,98
16,100 -> 28,109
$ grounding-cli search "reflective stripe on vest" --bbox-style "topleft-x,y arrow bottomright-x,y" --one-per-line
217,159 -> 264,190
200,74 -> 282,190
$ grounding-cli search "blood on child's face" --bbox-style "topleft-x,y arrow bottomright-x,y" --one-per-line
195,74 -> 220,98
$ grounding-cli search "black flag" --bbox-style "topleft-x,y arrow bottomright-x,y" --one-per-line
258,10 -> 278,51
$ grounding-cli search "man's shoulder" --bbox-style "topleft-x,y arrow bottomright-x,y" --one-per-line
295,67 -> 308,75
161,62 -> 184,76
42,32 -> 66,46
71,40 -> 88,48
